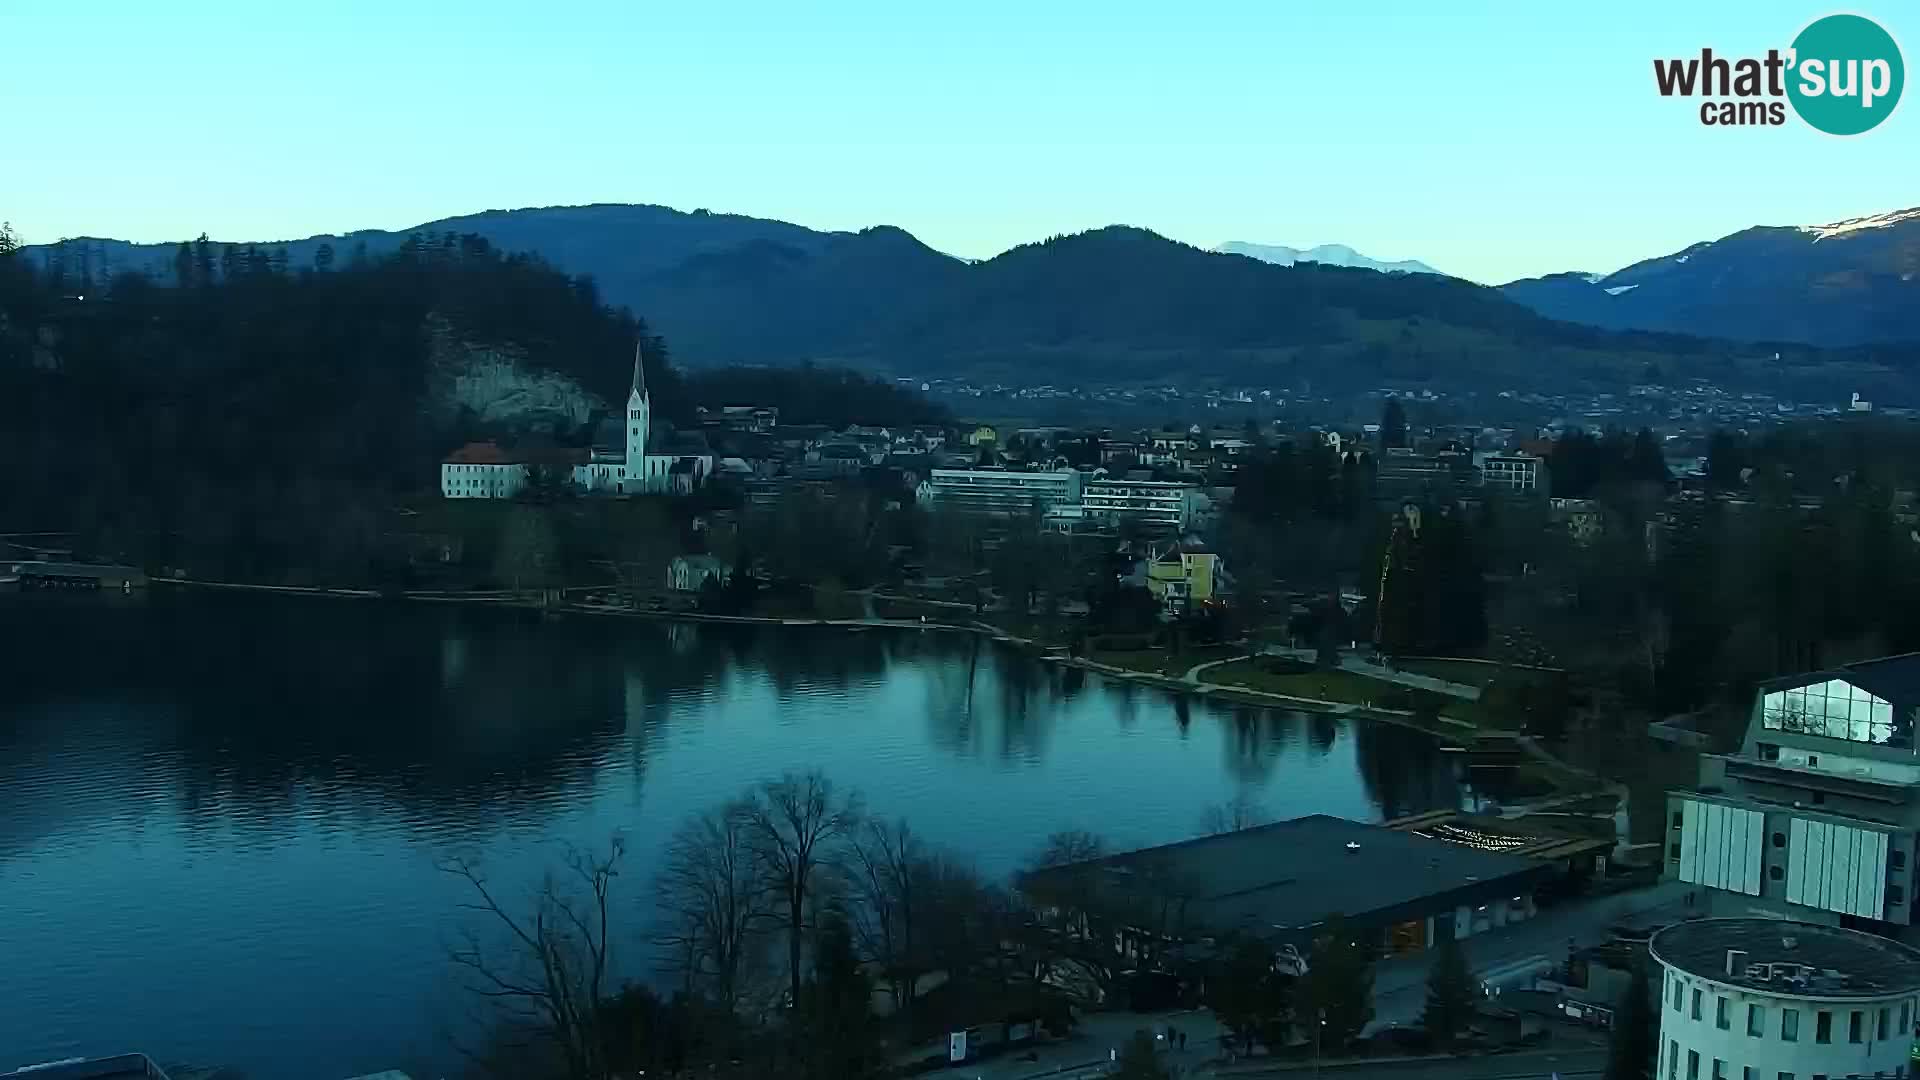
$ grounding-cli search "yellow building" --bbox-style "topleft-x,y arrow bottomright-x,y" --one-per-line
965,424 -> 999,447
1145,543 -> 1223,613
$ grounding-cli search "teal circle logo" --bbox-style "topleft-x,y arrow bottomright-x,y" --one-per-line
1787,14 -> 1904,135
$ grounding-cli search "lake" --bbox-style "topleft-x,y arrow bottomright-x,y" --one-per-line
0,592 -> 1474,1078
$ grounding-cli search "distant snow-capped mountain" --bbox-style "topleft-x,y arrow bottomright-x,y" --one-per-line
1499,207 -> 1920,347
1216,241 -> 1442,276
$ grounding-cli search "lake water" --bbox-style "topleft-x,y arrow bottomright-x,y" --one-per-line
0,592 -> 1473,1078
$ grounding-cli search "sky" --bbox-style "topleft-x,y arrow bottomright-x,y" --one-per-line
3,0 -> 1915,284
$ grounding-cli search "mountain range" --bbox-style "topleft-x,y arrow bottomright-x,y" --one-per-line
1497,208 -> 1920,348
20,203 -> 1920,395
1215,241 -> 1442,276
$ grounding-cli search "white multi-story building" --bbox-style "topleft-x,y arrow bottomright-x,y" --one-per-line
1082,478 -> 1199,531
1651,919 -> 1920,1080
915,468 -> 1084,516
1480,451 -> 1545,493
441,443 -> 526,499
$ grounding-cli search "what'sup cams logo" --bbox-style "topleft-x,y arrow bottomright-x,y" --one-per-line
1654,13 -> 1904,134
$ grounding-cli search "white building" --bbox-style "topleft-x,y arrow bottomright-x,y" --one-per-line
915,468 -> 1084,516
441,443 -> 526,499
1479,451 -> 1545,493
1651,918 -> 1920,1080
667,554 -> 731,592
573,343 -> 713,496
1082,477 -> 1199,530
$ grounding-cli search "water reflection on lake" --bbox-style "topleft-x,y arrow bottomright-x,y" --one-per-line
0,593 -> 1473,1078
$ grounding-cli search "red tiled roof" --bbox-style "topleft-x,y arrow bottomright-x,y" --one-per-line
444,442 -> 517,465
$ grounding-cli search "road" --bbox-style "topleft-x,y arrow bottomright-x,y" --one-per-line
1369,880 -> 1697,1033
1213,1047 -> 1606,1079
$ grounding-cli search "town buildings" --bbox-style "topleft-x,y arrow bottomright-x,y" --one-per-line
442,345 -> 712,499
1480,451 -> 1547,493
1651,918 -> 1920,1080
1082,477 -> 1200,531
1665,653 -> 1920,937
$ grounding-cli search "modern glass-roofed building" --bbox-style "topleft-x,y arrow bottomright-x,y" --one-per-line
1668,654 -> 1920,937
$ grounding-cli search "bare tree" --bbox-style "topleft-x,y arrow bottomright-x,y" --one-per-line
1198,793 -> 1270,836
1027,828 -> 1107,870
845,816 -> 925,1016
743,769 -> 862,1009
440,838 -> 625,1080
655,800 -> 768,1014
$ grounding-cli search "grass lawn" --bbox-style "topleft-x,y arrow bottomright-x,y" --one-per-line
1087,645 -> 1239,678
1198,661 -> 1392,704
1396,657 -> 1562,689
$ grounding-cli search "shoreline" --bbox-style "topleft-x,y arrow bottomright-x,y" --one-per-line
141,576 -> 1489,744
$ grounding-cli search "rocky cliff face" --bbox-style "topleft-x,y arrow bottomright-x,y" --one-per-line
424,315 -> 602,433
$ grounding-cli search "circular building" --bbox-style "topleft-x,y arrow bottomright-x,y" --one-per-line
1650,919 -> 1920,1080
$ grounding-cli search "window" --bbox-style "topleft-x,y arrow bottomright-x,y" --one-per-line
1783,1008 -> 1800,1041
1669,1041 -> 1679,1080
1673,810 -> 1685,829
1712,1061 -> 1726,1080
1849,1010 -> 1863,1043
1744,1071 -> 1754,1080
1671,841 -> 1682,860
1688,1050 -> 1700,1080
1773,831 -> 1787,848
1749,1003 -> 1766,1036
1889,1009 -> 1900,1041
1809,755 -> 1820,767
1779,1075 -> 1794,1080
1817,1010 -> 1832,1043
1770,865 -> 1785,881
1693,988 -> 1703,1020
1760,742 -> 1781,761
1674,979 -> 1685,1012
1895,850 -> 1909,870
1894,885 -> 1907,905
1900,1002 -> 1909,1031
1717,997 -> 1731,1030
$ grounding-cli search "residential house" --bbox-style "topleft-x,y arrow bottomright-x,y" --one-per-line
1144,541 -> 1226,614
667,554 -> 732,592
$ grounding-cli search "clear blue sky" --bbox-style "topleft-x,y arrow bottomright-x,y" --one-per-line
3,1 -> 1913,283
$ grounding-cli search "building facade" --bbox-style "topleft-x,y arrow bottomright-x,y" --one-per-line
1651,919 -> 1920,1080
915,468 -> 1084,516
1480,451 -> 1545,493
1666,655 -> 1920,937
1082,478 -> 1198,531
441,442 -> 526,499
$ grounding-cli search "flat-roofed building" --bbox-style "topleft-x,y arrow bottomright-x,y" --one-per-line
914,468 -> 1083,516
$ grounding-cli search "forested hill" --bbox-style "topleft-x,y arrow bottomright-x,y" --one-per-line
31,205 -> 1920,397
0,230 -> 677,579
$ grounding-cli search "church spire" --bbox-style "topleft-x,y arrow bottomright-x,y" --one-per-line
630,340 -> 647,401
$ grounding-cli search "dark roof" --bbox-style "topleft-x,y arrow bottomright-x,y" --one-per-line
1650,919 -> 1920,999
443,441 -> 516,464
1021,814 -> 1546,936
1838,653 -> 1920,705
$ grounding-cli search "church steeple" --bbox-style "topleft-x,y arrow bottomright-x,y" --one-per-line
630,340 -> 647,401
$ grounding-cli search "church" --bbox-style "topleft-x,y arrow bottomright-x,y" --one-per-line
573,344 -> 713,496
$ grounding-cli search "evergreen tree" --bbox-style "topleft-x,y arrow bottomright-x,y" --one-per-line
1112,1030 -> 1169,1080
1296,918 -> 1374,1053
313,243 -> 335,273
1210,937 -> 1294,1055
1629,427 -> 1669,485
1604,961 -> 1657,1080
1420,934 -> 1476,1048
803,912 -> 876,1080
1381,399 -> 1408,449
172,241 -> 194,287
0,221 -> 18,257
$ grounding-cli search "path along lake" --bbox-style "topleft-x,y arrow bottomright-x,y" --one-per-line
0,592 -> 1485,1078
